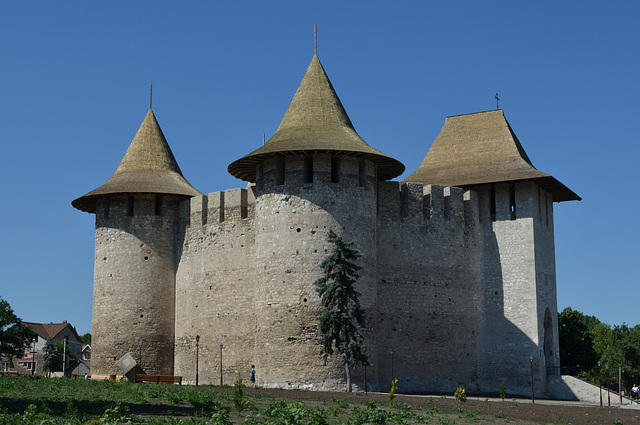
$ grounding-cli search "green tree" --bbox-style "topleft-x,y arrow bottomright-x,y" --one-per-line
54,340 -> 78,359
41,339 -> 58,375
591,321 -> 612,357
0,297 -> 36,358
558,307 -> 598,374
314,230 -> 369,392
80,333 -> 91,345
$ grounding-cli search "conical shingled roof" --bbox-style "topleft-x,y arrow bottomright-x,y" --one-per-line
72,109 -> 202,213
228,55 -> 405,181
403,110 -> 580,202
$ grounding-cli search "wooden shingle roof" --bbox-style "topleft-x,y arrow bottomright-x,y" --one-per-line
72,109 -> 201,213
228,55 -> 405,182
404,110 -> 580,202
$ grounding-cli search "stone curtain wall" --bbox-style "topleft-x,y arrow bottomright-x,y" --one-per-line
374,182 -> 483,394
173,188 -> 256,385
94,165 -> 562,395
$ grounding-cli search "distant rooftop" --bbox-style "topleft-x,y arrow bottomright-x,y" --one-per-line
23,321 -> 82,341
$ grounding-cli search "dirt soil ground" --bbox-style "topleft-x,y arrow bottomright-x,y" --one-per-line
215,387 -> 640,425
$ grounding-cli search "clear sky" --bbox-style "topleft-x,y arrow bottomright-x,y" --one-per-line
1,2 -> 638,336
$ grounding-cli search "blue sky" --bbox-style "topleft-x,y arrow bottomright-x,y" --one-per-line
1,2 -> 638,335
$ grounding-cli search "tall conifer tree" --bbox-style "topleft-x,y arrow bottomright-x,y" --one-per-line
314,230 -> 369,392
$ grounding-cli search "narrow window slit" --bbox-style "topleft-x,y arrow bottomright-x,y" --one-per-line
489,186 -> 496,221
275,159 -> 285,185
127,195 -> 134,216
304,156 -> 313,184
155,196 -> 163,216
331,157 -> 340,183
358,160 -> 366,187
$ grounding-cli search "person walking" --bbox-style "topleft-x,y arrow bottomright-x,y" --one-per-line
249,365 -> 256,388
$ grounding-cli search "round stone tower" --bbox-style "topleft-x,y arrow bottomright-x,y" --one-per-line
72,106 -> 201,376
228,52 -> 404,390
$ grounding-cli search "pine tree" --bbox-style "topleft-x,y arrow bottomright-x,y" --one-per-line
42,339 -> 58,376
314,230 -> 369,392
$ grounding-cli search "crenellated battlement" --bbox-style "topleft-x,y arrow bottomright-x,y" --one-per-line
180,186 -> 256,228
377,181 -> 479,229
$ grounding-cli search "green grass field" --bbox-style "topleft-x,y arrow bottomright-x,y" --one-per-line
0,374 -> 512,424
0,374 -> 632,424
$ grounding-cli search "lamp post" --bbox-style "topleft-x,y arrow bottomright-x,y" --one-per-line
390,350 -> 394,383
598,361 -> 602,407
530,356 -> 534,404
620,368 -> 623,405
363,347 -> 367,394
62,337 -> 67,376
195,335 -> 200,387
219,343 -> 223,386
31,339 -> 37,376
607,364 -> 610,407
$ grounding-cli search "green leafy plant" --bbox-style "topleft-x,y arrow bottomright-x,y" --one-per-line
266,400 -> 322,424
499,383 -> 507,400
423,406 -> 439,419
454,386 -> 467,403
184,387 -> 219,411
100,402 -> 132,425
388,378 -> 398,403
211,408 -> 230,425
64,400 -> 86,424
233,373 -> 250,413
22,404 -> 48,423
349,403 -> 387,425
329,396 -> 349,409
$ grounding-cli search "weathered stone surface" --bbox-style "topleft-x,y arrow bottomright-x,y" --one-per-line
87,152 -> 564,397
77,55 -> 574,398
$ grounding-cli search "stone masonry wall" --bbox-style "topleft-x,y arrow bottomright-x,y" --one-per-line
92,194 -> 180,376
477,182 -> 557,397
534,186 -> 561,391
252,154 -> 377,391
174,188 -> 256,385
106,161 -> 563,395
374,182 -> 484,394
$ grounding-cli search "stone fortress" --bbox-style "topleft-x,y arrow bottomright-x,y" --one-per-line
72,40 -> 580,397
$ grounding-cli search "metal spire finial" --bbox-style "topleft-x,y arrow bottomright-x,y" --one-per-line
314,23 -> 317,56
495,92 -> 500,109
150,82 -> 153,110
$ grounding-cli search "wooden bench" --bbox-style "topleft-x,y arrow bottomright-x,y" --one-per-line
0,371 -> 19,377
135,374 -> 182,385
